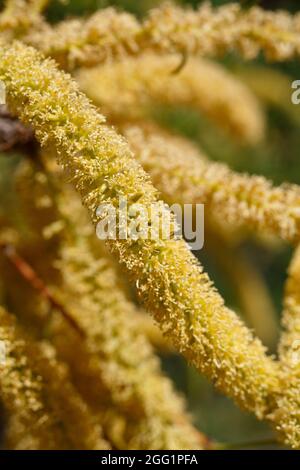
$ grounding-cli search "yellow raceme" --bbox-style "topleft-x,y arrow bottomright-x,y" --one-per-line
21,2 -> 300,70
4,158 -> 205,450
0,36 -> 300,448
0,40 -> 281,424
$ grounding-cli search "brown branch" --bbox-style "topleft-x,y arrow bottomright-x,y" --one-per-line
0,105 -> 34,152
0,242 -> 85,338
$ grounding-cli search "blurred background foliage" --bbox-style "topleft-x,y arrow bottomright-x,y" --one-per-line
2,0 -> 300,448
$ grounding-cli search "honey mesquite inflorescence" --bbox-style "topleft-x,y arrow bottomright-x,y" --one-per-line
0,42 -> 281,426
7,158 -> 205,450
21,2 -> 300,70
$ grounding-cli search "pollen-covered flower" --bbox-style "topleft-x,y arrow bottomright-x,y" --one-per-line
1,0 -> 300,452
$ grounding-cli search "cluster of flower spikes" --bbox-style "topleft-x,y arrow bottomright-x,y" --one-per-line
0,0 -> 300,450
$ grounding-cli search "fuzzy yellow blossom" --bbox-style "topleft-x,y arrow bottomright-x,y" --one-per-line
121,122 -> 300,244
0,306 -> 109,449
7,159 -> 205,450
0,42 -> 282,426
76,55 -> 265,144
22,2 -> 300,70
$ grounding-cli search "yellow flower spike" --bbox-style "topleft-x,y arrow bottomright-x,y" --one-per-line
0,306 -> 109,450
121,122 -> 300,244
9,158 -> 205,450
0,42 -> 281,425
76,55 -> 265,145
21,2 -> 300,70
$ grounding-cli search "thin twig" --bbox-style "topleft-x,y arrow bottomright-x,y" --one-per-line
0,105 -> 34,152
0,242 -> 85,338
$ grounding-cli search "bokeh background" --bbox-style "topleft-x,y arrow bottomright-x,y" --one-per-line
1,0 -> 300,448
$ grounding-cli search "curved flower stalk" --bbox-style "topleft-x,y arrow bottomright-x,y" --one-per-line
76,55 -> 265,144
0,0 -> 48,36
0,306 -> 109,450
22,2 -> 300,70
6,158 -> 205,450
121,122 -> 300,244
0,43 -> 282,426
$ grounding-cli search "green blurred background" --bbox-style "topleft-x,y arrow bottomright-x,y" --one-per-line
2,0 -> 300,448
